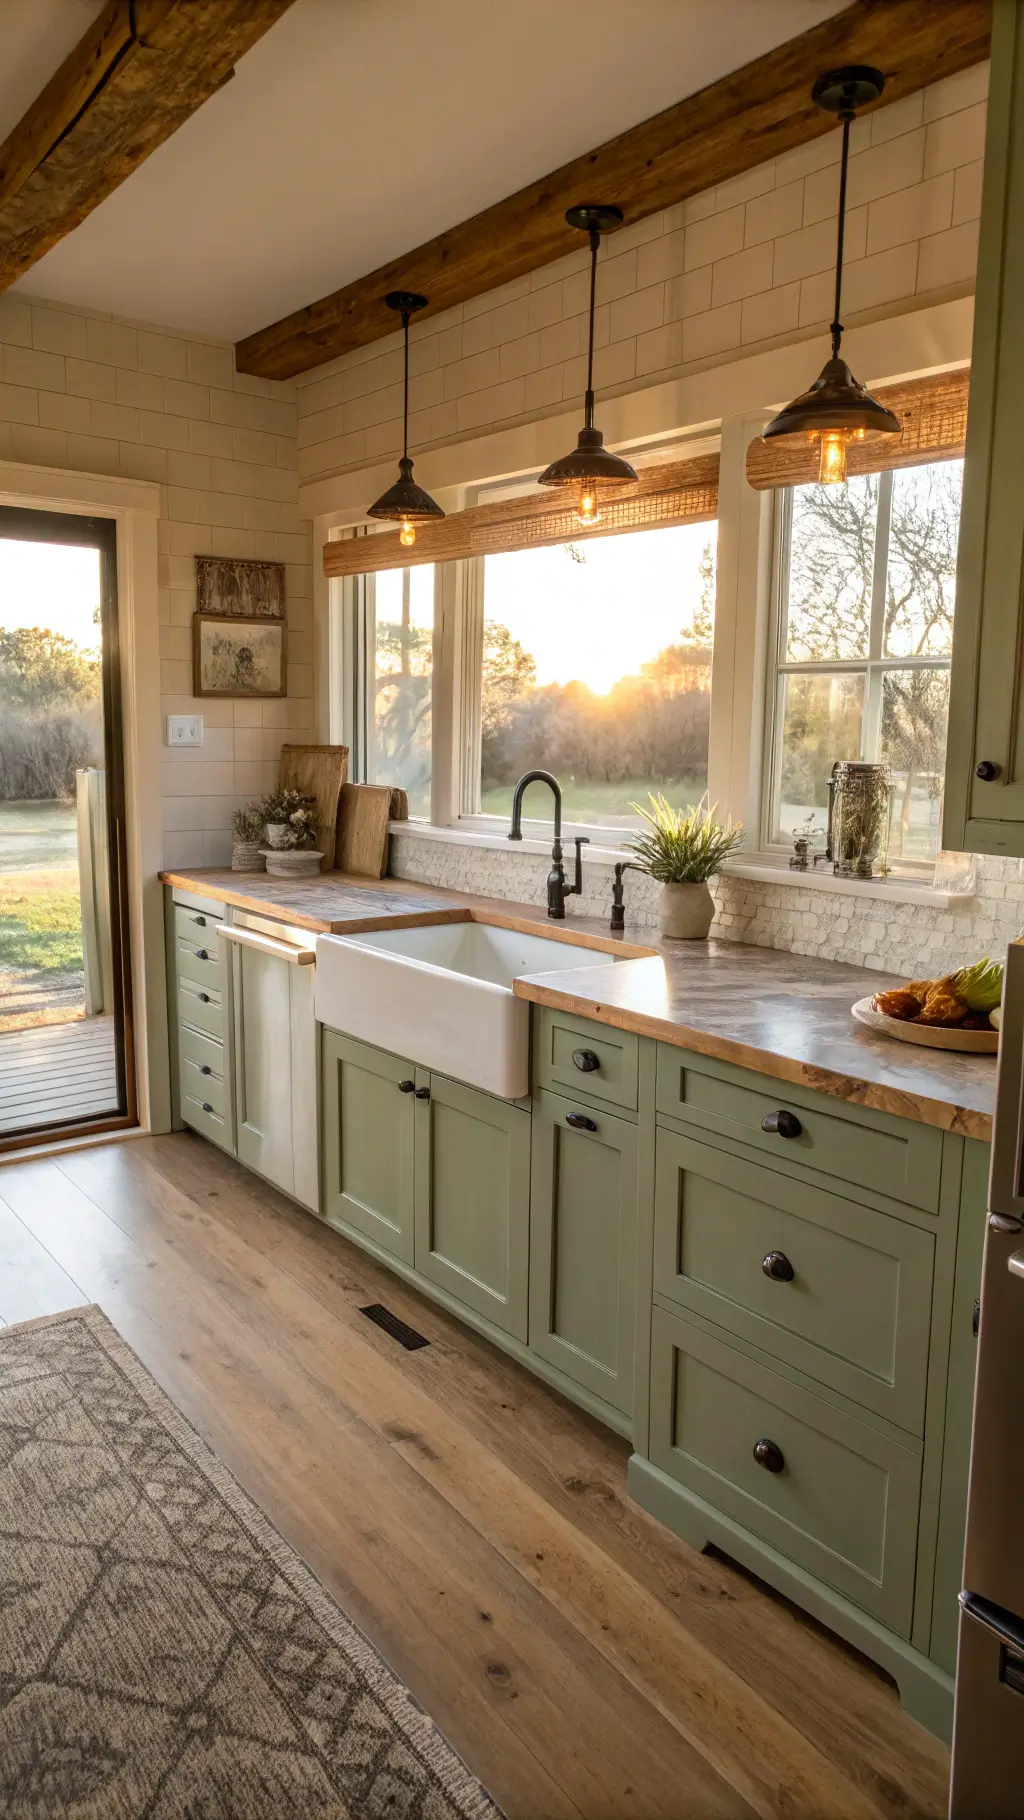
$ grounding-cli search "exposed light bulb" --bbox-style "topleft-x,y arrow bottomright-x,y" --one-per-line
817,428 -> 849,485
399,519 -> 416,547
577,483 -> 600,526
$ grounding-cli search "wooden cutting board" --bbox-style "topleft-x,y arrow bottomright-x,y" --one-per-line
278,744 -> 349,871
336,782 -> 394,878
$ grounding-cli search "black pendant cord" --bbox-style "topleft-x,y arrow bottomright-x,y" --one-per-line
401,309 -> 411,463
830,110 -> 853,359
584,226 -> 599,431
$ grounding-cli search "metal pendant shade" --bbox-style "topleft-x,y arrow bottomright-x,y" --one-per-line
538,204 -> 638,516
367,292 -> 444,543
760,66 -> 901,482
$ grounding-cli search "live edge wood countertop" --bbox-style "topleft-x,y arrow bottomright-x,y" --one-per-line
161,868 -> 997,1142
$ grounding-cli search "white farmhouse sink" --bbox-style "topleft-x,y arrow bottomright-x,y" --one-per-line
315,921 -> 617,1099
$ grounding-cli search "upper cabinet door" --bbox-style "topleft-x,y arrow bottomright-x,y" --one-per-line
945,2 -> 1024,853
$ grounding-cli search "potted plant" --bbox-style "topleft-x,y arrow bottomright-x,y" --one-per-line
258,787 -> 322,877
630,794 -> 743,939
231,802 -> 266,872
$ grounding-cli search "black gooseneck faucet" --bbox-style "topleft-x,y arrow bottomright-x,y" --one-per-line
508,769 -> 588,920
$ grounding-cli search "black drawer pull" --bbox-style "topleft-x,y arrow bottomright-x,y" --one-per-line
198,991 -> 210,1003
192,914 -> 207,926
762,1109 -> 802,1139
973,1296 -> 980,1338
199,1064 -> 212,1076
566,1112 -> 597,1132
975,759 -> 1001,781
195,948 -> 209,961
572,1048 -> 601,1073
762,1250 -> 794,1283
398,1079 -> 416,1093
753,1438 -> 785,1474
415,1086 -> 430,1100
201,1101 -> 214,1114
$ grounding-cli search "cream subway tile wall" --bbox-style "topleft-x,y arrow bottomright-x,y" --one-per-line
389,832 -> 1023,980
0,294 -> 312,868
295,63 -> 988,484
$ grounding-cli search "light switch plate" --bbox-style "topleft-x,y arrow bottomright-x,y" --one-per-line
166,714 -> 203,747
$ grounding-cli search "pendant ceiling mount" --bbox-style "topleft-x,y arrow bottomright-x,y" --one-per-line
366,291 -> 444,547
760,62 -> 900,485
538,202 -> 638,525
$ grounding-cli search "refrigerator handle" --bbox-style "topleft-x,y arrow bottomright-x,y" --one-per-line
1008,1247 -> 1024,1279
989,941 -> 1024,1221
959,1590 -> 1024,1654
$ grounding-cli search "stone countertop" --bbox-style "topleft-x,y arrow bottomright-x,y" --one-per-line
161,868 -> 996,1141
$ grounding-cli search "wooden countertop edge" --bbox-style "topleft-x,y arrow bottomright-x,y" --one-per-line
514,978 -> 994,1142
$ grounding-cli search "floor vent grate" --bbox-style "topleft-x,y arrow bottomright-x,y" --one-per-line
359,1303 -> 430,1350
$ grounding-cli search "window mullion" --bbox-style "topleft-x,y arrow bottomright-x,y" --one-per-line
868,469 -> 893,660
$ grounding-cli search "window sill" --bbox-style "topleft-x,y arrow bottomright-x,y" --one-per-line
390,826 -> 976,907
721,857 -> 975,908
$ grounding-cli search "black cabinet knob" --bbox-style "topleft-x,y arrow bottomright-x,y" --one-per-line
198,992 -> 210,1003
196,948 -> 209,960
572,1048 -> 601,1073
566,1111 -> 598,1132
199,1064 -> 212,1076
194,915 -> 206,926
414,1086 -> 431,1100
975,760 -> 1001,781
753,1438 -> 785,1474
762,1109 -> 802,1139
398,1079 -> 416,1093
762,1250 -> 795,1283
202,1101 -> 213,1114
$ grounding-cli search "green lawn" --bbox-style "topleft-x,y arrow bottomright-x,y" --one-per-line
480,775 -> 709,827
0,885 -> 84,971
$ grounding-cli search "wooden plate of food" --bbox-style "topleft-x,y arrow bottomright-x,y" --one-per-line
852,963 -> 1002,1053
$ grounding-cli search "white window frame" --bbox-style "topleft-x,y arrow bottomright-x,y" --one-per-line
761,467 -> 956,871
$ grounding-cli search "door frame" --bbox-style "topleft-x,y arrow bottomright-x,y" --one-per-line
0,461 -> 167,1141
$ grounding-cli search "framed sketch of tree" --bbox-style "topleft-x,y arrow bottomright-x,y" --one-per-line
193,614 -> 287,698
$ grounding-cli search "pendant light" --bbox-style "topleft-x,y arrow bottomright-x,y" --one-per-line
760,66 -> 901,485
367,291 -> 445,547
537,204 -> 638,523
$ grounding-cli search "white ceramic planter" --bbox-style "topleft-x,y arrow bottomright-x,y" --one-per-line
265,822 -> 291,850
231,841 -> 264,872
657,880 -> 715,940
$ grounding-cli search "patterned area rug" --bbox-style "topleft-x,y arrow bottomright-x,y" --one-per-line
0,1305 -> 501,1819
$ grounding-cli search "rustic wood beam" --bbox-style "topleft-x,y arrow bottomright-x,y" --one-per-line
238,0 -> 992,382
0,0 -> 299,294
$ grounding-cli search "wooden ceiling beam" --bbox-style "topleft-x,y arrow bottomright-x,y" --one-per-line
0,0 -> 299,295
237,0 -> 992,382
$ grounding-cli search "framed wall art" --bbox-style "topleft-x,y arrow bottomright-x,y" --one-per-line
195,555 -> 285,618
193,613 -> 287,698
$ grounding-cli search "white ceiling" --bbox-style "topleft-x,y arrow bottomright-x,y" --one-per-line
7,0 -> 846,343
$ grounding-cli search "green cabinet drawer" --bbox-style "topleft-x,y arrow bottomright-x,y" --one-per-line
176,975 -> 227,1041
180,1085 -> 233,1153
177,1020 -> 225,1081
173,901 -> 223,953
534,1008 -> 639,1113
180,1052 -> 228,1120
414,1073 -> 531,1340
176,934 -> 226,994
655,1045 -> 942,1212
529,1087 -> 638,1417
322,1031 -> 416,1264
649,1305 -> 922,1634
654,1129 -> 934,1433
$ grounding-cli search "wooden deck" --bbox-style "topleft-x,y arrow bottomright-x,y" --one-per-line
0,1016 -> 118,1135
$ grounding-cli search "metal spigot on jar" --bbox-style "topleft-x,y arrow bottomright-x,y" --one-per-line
825,760 -> 892,878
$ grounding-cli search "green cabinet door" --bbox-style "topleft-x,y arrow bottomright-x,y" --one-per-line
944,1 -> 1024,853
322,1031 -> 415,1263
414,1074 -> 531,1339
929,1139 -> 987,1671
529,1087 -> 638,1417
232,940 -> 295,1195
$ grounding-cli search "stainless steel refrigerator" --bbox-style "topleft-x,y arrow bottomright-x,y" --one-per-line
950,940 -> 1024,1818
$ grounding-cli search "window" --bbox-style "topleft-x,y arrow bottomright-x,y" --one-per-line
366,565 -> 434,818
472,521 -> 716,830
764,459 -> 963,865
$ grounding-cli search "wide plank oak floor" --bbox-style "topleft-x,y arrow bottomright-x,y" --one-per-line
0,1133 -> 950,1820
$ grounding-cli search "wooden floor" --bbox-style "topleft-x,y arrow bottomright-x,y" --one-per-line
0,1133 -> 950,1820
0,1015 -> 118,1134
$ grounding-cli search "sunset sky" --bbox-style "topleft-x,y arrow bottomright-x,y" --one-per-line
0,538 -> 101,651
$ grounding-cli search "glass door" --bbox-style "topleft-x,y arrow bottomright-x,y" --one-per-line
0,506 -> 134,1145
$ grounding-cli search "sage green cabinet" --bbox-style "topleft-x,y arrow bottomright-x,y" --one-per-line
414,1073 -> 531,1340
529,1087 -> 638,1417
322,1031 -> 416,1263
534,1007 -> 640,1113
944,0 -> 1024,853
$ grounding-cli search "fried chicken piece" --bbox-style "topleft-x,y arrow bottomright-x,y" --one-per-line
904,978 -> 935,999
874,988 -> 926,1020
915,986 -> 968,1026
